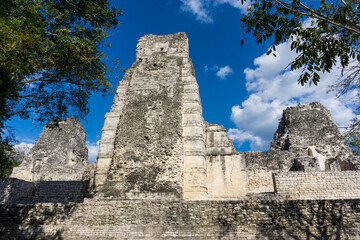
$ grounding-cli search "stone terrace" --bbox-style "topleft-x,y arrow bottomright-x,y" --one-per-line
1,199 -> 360,239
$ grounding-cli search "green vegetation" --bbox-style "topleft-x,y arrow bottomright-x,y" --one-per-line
240,0 -> 359,132
0,142 -> 22,178
346,132 -> 360,155
0,0 -> 121,178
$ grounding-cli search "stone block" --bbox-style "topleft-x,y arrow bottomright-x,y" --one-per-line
183,156 -> 206,172
98,143 -> 115,158
99,130 -> 116,143
183,125 -> 204,137
183,172 -> 207,187
184,139 -> 205,152
102,117 -> 119,130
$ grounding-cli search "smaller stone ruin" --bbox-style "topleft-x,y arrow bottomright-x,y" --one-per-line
271,102 -> 356,172
1,117 -> 89,203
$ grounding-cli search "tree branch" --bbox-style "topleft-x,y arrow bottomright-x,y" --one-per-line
21,77 -> 87,86
10,90 -> 68,117
275,0 -> 360,35
298,2 -> 360,33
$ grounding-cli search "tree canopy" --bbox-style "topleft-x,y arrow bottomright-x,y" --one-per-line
240,0 -> 359,131
346,132 -> 360,155
0,0 -> 121,177
0,0 -> 121,123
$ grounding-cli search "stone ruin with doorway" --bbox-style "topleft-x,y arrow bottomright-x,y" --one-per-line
1,33 -> 360,239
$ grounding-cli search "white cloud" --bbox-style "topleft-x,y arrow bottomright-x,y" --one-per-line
213,0 -> 250,13
14,142 -> 34,155
228,128 -> 266,150
216,65 -> 233,79
230,95 -> 294,143
179,0 -> 250,23
13,140 -> 99,163
230,41 -> 359,151
86,140 -> 99,163
204,65 -> 208,72
180,0 -> 213,23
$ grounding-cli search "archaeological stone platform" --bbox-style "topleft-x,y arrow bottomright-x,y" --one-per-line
1,33 -> 360,239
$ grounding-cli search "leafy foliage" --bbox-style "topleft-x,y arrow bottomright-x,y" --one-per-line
240,0 -> 360,86
0,139 -> 22,179
0,68 -> 19,178
240,0 -> 360,133
0,0 -> 121,177
346,132 -> 360,155
0,0 -> 122,123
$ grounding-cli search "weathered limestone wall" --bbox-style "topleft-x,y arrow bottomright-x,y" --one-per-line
0,179 -> 34,204
274,171 -> 360,200
0,178 -> 88,204
95,33 -> 207,199
204,123 -> 247,199
94,79 -> 130,188
206,155 -> 246,199
271,102 -> 352,158
181,57 -> 207,199
11,117 -> 89,182
245,170 -> 275,194
2,199 -> 360,239
241,151 -> 298,195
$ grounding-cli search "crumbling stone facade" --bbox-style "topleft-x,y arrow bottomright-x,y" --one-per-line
11,117 -> 89,182
2,117 -> 89,204
94,33 -> 207,199
1,33 -> 360,239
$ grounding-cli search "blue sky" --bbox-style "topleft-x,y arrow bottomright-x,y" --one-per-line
10,0 -> 359,162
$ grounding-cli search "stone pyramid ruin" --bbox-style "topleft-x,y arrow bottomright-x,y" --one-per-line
1,33 -> 360,239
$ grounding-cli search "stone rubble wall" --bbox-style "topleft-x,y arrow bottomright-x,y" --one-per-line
0,178 -> 88,204
0,179 -> 34,204
1,199 -> 360,239
245,169 -> 276,194
95,33 -> 203,198
270,102 -> 352,158
94,74 -> 130,188
11,117 -> 89,182
274,171 -> 360,200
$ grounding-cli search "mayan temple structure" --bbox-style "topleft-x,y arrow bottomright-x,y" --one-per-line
1,33 -> 360,239
95,33 -> 207,199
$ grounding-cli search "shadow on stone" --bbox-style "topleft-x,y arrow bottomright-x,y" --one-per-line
0,203 -> 76,239
1,178 -> 89,204
257,200 -> 360,239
